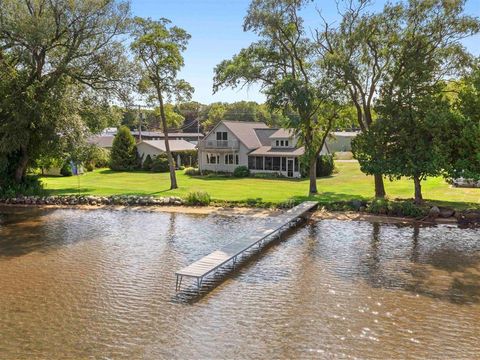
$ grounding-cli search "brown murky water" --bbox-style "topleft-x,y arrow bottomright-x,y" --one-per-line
0,206 -> 479,359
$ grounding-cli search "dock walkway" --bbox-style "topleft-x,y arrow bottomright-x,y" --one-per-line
175,201 -> 318,291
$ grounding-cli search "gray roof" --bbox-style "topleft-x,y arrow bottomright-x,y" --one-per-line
140,140 -> 196,152
222,121 -> 269,149
132,131 -> 203,138
270,128 -> 294,139
88,135 -> 114,148
254,128 -> 278,146
249,146 -> 305,157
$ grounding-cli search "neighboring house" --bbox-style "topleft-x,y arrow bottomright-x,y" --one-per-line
198,121 -> 327,178
87,135 -> 115,149
325,131 -> 359,153
137,140 -> 196,168
131,131 -> 204,145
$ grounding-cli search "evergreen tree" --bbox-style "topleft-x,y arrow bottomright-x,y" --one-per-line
110,126 -> 138,171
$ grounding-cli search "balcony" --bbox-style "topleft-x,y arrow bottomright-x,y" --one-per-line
199,139 -> 239,149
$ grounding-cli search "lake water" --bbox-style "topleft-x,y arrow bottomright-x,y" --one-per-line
0,207 -> 479,359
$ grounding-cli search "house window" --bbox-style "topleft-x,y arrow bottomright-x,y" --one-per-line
225,154 -> 239,165
206,153 -> 219,164
276,140 -> 279,147
281,157 -> 286,171
272,157 -> 280,171
280,140 -> 284,146
294,157 -> 299,171
265,157 -> 273,170
285,140 -> 289,147
216,132 -> 228,141
248,157 -> 256,170
256,156 -> 264,170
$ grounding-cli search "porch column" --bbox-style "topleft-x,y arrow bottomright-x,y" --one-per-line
177,153 -> 181,168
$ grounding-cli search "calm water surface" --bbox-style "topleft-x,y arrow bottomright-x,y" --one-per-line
0,206 -> 479,359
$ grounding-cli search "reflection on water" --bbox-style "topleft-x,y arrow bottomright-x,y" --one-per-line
0,206 -> 479,359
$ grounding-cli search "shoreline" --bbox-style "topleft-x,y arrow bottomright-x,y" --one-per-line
0,203 -> 458,225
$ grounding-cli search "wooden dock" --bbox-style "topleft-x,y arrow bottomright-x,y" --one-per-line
175,201 -> 318,292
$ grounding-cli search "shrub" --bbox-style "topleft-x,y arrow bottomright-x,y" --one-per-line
0,176 -> 45,198
317,154 -> 335,177
185,191 -> 211,206
184,167 -> 200,176
367,198 -> 389,215
388,201 -> 429,218
300,154 -> 335,178
60,163 -> 73,177
233,166 -> 250,177
151,154 -> 171,173
110,126 -> 138,171
143,154 -> 153,171
84,145 -> 110,169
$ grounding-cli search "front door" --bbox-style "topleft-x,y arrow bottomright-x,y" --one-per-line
287,158 -> 294,178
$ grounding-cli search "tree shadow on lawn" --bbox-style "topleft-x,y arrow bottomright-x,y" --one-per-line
46,187 -> 96,195
291,192 -> 370,204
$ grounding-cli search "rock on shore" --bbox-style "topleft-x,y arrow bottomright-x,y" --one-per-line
0,195 -> 184,207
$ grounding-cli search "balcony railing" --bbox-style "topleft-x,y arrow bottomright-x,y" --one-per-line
199,139 -> 239,149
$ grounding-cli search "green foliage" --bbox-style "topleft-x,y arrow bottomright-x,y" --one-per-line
233,166 -> 250,178
110,126 -> 138,171
0,0 -> 130,184
184,167 -> 200,176
317,155 -> 335,177
301,154 -> 335,178
366,199 -> 429,218
60,163 -> 73,177
185,191 -> 211,206
442,66 -> 480,180
0,176 -> 45,198
143,155 -> 153,171
151,154 -> 171,173
253,172 -> 285,179
84,145 -> 110,169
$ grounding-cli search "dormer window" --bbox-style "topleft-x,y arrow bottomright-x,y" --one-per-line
285,140 -> 289,147
280,140 -> 284,146
276,140 -> 279,146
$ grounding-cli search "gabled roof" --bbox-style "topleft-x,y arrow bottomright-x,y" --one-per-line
269,128 -> 294,139
254,128 -> 278,146
139,140 -> 196,152
222,121 -> 269,149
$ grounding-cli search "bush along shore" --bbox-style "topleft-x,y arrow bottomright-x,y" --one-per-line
0,194 -> 479,227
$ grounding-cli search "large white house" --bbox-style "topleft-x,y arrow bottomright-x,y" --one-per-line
198,121 -> 327,178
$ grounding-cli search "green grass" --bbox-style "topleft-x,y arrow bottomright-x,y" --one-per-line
40,162 -> 480,209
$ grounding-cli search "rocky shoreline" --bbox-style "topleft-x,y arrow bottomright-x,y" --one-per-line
0,195 -> 184,207
1,194 -> 479,227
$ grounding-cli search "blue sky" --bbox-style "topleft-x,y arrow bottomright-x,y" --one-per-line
131,0 -> 480,104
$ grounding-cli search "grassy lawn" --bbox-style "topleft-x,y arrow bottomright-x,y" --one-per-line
40,162 -> 480,209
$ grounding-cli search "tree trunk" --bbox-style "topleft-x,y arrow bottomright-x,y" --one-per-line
309,156 -> 317,195
157,90 -> 178,190
413,175 -> 423,204
374,173 -> 386,198
14,147 -> 29,184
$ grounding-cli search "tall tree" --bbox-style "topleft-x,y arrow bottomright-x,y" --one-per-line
316,0 -> 402,198
376,0 -> 479,203
131,17 -> 194,190
214,0 -> 339,195
0,0 -> 130,183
